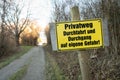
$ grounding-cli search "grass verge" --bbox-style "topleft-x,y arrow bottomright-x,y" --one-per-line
45,52 -> 66,80
9,64 -> 29,80
0,46 -> 33,69
44,45 -> 81,80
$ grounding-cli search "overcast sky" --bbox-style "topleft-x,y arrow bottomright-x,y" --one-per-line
21,0 -> 82,28
22,0 -> 52,28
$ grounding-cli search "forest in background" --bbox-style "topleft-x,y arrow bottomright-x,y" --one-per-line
0,0 -> 42,57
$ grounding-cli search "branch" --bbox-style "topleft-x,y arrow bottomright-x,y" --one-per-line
19,4 -> 30,35
19,19 -> 29,35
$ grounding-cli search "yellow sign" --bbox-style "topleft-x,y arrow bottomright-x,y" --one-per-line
56,19 -> 103,50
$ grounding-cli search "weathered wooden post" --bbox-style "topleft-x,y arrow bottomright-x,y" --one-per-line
71,6 -> 91,80
50,5 -> 104,80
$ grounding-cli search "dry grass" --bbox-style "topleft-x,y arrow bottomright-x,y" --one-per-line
44,45 -> 81,80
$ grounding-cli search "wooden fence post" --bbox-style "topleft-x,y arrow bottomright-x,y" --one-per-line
70,6 -> 91,80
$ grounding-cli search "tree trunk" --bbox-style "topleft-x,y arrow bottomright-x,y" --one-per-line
0,0 -> 6,55
15,35 -> 20,47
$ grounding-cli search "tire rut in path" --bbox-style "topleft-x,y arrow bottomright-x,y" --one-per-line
0,46 -> 45,80
22,46 -> 45,80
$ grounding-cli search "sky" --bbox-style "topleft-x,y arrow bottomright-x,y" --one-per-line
22,0 -> 52,29
21,0 -> 83,28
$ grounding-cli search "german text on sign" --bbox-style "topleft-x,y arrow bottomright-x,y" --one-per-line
56,19 -> 103,50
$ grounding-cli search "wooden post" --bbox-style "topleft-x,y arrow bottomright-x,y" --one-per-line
71,6 -> 91,80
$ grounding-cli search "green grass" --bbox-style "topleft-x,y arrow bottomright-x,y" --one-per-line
9,64 -> 29,80
0,46 -> 33,69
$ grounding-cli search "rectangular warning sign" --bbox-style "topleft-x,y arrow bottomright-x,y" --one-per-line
56,19 -> 103,50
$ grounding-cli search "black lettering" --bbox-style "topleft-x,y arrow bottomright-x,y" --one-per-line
63,30 -> 86,36
65,24 -> 69,29
87,29 -> 95,34
68,36 -> 91,41
63,31 -> 67,36
82,24 -> 86,28
64,23 -> 93,30
84,40 -> 100,46
69,42 -> 83,47
72,25 -> 76,29
61,43 -> 67,48
86,23 -> 89,28
90,23 -> 93,28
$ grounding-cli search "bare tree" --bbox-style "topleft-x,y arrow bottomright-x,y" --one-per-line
52,0 -> 71,22
81,0 -> 120,55
0,0 -> 10,55
5,0 -> 30,47
81,0 -> 120,79
21,20 -> 41,46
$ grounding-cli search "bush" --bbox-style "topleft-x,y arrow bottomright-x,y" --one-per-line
0,33 -> 16,57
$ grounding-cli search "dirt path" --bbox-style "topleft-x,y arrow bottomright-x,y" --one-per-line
0,46 -> 45,80
22,46 -> 45,80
